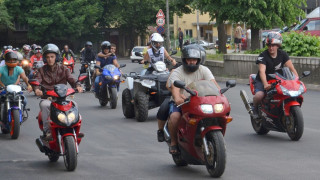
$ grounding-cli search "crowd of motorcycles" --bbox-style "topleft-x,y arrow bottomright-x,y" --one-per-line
0,45 -> 311,177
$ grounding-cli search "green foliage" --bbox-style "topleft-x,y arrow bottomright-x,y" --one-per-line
245,46 -> 267,54
0,0 -> 13,29
282,32 -> 320,57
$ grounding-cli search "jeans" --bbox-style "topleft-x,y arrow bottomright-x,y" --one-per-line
94,76 -> 101,94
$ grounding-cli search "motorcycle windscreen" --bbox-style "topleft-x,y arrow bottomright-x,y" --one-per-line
187,80 -> 220,97
275,67 -> 296,80
103,64 -> 117,73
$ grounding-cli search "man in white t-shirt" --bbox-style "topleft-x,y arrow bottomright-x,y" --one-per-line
166,45 -> 220,154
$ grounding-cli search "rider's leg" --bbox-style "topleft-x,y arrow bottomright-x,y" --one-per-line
156,97 -> 170,142
94,76 -> 100,95
39,100 -> 51,135
252,80 -> 265,118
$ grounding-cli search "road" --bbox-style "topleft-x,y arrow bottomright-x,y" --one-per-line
0,59 -> 319,180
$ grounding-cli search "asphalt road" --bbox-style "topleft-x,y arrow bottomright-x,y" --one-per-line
0,59 -> 319,180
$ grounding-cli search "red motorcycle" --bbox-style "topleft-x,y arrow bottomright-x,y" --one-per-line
62,55 -> 75,73
163,80 -> 236,178
240,67 -> 310,141
29,80 -> 83,171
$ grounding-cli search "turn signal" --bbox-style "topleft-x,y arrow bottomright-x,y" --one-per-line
188,118 -> 197,125
150,92 -> 157,95
99,82 -> 102,86
85,65 -> 88,68
121,80 -> 125,83
226,116 -> 233,123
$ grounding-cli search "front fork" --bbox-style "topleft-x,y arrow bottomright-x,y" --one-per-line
59,129 -> 79,155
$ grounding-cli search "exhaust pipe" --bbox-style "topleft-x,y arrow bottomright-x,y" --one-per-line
240,90 -> 253,114
35,138 -> 45,153
164,122 -> 171,142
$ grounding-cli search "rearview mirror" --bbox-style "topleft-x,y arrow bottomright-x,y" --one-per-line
302,71 -> 310,77
173,80 -> 186,89
120,64 -> 126,68
135,52 -> 143,57
226,80 -> 236,88
171,50 -> 177,56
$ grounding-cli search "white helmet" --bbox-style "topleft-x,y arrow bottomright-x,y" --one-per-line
151,33 -> 164,52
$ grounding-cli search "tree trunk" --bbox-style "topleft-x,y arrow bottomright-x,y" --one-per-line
217,23 -> 227,54
251,28 -> 260,51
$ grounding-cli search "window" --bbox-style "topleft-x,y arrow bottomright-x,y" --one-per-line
185,29 -> 193,38
306,20 -> 320,31
200,27 -> 204,37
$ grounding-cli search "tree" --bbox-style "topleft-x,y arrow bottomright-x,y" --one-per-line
0,0 -> 13,29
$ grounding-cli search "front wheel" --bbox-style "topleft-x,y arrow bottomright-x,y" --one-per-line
63,136 -> 77,171
10,109 -> 21,139
204,131 -> 226,178
134,91 -> 149,122
109,87 -> 118,109
286,106 -> 304,141
85,77 -> 91,91
122,88 -> 135,118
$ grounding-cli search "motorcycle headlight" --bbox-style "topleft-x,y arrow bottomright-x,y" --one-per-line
67,112 -> 76,123
280,85 -> 304,97
105,75 -> 112,79
57,113 -> 67,124
63,62 -> 68,65
214,104 -> 224,113
113,75 -> 119,80
201,104 -> 213,114
22,60 -> 29,65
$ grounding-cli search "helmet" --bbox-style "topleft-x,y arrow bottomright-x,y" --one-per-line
23,44 -> 31,51
7,45 -> 13,50
181,45 -> 202,73
151,33 -> 164,52
4,50 -> 18,68
101,41 -> 111,51
31,44 -> 37,50
15,47 -> 20,51
34,45 -> 42,54
266,31 -> 282,46
15,51 -> 23,61
193,44 -> 206,65
3,46 -> 8,50
85,41 -> 93,47
42,43 -> 60,62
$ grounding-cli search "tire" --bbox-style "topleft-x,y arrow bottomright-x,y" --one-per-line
134,91 -> 149,122
10,109 -> 20,139
122,88 -> 135,118
172,153 -> 188,166
251,116 -> 269,135
99,100 -> 107,107
131,59 -> 135,63
286,106 -> 304,141
63,136 -> 77,171
204,131 -> 226,178
85,77 -> 91,91
48,153 -> 60,162
109,87 -> 118,109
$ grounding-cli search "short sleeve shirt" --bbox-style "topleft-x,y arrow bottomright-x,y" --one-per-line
0,66 -> 24,86
96,54 -> 117,68
256,49 -> 290,81
168,65 -> 215,95
235,26 -> 243,39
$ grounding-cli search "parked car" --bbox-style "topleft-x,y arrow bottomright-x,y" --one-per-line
214,38 -> 231,49
293,17 -> 320,36
191,40 -> 214,49
130,46 -> 147,63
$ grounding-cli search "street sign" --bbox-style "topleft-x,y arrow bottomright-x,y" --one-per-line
156,9 -> 165,18
156,18 -> 165,26
156,26 -> 165,34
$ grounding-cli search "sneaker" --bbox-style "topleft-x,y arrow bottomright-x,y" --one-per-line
43,132 -> 53,141
251,106 -> 259,119
157,129 -> 165,142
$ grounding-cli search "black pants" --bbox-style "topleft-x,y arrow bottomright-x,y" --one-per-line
80,64 -> 87,74
157,97 -> 170,121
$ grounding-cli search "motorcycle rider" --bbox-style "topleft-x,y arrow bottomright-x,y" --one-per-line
166,44 -> 220,154
140,33 -> 177,74
61,45 -> 76,60
33,44 -> 83,139
30,46 -> 43,65
94,41 -> 120,96
252,32 -> 299,119
22,44 -> 32,59
80,41 -> 96,74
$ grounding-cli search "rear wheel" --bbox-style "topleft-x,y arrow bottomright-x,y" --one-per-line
63,136 -> 77,171
109,87 -> 118,109
85,77 -> 91,91
251,116 -> 269,135
99,100 -> 107,107
10,109 -> 20,139
204,131 -> 226,178
134,91 -> 148,122
286,106 -> 304,141
122,88 -> 135,118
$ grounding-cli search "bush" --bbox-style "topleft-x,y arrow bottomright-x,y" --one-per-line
282,32 -> 320,57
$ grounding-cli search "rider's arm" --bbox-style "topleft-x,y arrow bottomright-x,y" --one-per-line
0,74 -> 5,88
258,64 -> 270,89
98,52 -> 108,58
164,49 -> 176,65
141,52 -> 150,64
19,71 -> 32,92
70,50 -> 76,58
285,60 -> 299,77
95,60 -> 101,75
112,56 -> 120,68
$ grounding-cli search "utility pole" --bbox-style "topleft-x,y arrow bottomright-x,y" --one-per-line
197,10 -> 200,41
166,0 -> 170,50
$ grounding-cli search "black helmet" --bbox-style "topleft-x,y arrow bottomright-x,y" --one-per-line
85,41 -> 93,47
31,44 -> 37,50
101,41 -> 111,51
181,44 -> 202,73
42,43 -> 60,62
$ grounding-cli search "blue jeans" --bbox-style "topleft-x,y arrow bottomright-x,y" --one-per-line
94,76 -> 101,94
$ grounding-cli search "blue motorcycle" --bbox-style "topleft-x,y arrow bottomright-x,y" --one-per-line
96,64 -> 126,108
0,85 -> 29,139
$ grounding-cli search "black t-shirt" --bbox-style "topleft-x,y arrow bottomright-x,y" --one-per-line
256,49 -> 289,81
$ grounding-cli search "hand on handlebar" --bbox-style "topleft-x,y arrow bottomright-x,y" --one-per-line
171,59 -> 177,66
76,86 -> 83,93
264,84 -> 272,90
174,94 -> 186,106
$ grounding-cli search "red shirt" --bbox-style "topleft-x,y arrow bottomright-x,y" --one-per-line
30,55 -> 43,64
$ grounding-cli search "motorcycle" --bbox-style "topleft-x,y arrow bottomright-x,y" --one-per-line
20,59 -> 32,76
240,67 -> 310,141
0,85 -> 29,139
79,60 -> 95,91
163,80 -> 236,178
95,64 -> 126,108
29,61 -> 45,79
62,54 -> 75,73
29,80 -> 83,171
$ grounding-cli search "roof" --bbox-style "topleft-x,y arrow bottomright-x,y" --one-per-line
307,7 -> 320,18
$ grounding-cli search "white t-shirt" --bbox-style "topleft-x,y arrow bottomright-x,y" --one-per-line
168,65 -> 215,90
247,29 -> 251,39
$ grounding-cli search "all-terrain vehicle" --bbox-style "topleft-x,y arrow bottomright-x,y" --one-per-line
122,51 -> 177,122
